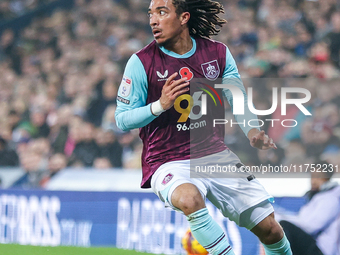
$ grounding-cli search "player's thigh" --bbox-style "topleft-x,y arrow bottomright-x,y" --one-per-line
151,160 -> 208,213
207,177 -> 274,228
205,150 -> 273,228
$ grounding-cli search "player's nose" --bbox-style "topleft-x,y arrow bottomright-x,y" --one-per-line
149,14 -> 158,27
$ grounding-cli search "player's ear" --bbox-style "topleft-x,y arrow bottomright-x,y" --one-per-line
180,12 -> 190,25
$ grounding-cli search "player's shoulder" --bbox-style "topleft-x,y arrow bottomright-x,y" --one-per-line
135,40 -> 158,57
196,36 -> 227,49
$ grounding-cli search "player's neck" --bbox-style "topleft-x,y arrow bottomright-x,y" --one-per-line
164,33 -> 193,55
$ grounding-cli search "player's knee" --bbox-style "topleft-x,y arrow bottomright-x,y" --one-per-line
252,214 -> 284,245
260,220 -> 283,245
176,193 -> 205,215
171,184 -> 205,215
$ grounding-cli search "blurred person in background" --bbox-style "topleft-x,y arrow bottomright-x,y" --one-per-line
52,104 -> 73,154
16,107 -> 50,139
87,78 -> 118,127
63,115 -> 84,157
12,138 -> 51,188
40,153 -> 67,188
0,29 -> 22,74
301,120 -> 340,158
69,121 -> 99,167
257,146 -> 285,168
281,139 -> 312,169
95,128 -> 122,168
0,136 -> 19,167
117,131 -> 141,170
93,157 -> 112,170
0,1 -> 12,20
7,109 -> 21,132
326,12 -> 340,68
277,162 -> 340,255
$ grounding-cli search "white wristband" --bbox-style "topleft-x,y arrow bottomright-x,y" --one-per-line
151,100 -> 165,116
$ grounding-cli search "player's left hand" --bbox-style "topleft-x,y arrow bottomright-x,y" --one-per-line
248,129 -> 277,150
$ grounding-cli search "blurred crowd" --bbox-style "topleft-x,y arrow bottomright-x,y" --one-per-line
0,0 -> 56,21
0,0 -> 339,188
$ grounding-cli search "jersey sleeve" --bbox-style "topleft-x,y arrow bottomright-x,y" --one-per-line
222,46 -> 260,136
115,54 -> 157,131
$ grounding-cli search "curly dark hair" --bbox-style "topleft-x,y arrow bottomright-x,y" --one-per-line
172,0 -> 227,38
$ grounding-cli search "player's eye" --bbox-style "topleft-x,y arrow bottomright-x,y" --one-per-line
147,13 -> 152,18
160,10 -> 166,15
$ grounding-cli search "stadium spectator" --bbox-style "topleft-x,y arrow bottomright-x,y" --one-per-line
281,139 -> 311,168
87,78 -> 118,127
52,104 -> 73,154
327,12 -> 340,68
0,0 -> 56,21
301,120 -> 340,158
69,121 -> 99,167
0,29 -> 22,74
12,138 -> 51,188
95,128 -> 123,168
93,157 -> 112,169
277,162 -> 340,255
40,153 -> 67,187
0,136 -> 19,166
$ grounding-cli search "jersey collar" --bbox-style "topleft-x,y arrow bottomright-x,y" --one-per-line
159,37 -> 196,58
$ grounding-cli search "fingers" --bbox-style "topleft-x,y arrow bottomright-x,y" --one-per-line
163,81 -> 189,100
172,81 -> 190,94
251,131 -> 277,150
173,86 -> 190,98
263,137 -> 277,149
163,72 -> 189,99
159,72 -> 190,110
165,72 -> 188,89
269,138 -> 278,149
259,130 -> 265,138
165,72 -> 178,86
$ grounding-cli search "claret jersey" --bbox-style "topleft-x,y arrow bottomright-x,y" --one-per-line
115,37 -> 258,188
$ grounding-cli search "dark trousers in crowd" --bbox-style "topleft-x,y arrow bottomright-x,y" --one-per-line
280,220 -> 324,255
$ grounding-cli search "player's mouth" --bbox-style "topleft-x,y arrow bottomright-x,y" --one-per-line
152,28 -> 162,38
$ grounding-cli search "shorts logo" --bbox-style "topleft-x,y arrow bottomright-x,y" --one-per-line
161,173 -> 173,185
201,60 -> 220,80
119,75 -> 132,97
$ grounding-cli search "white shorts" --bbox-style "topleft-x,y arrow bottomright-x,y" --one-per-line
151,149 -> 274,230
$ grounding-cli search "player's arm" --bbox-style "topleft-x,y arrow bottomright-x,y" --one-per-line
222,46 -> 276,150
115,54 -> 189,131
115,54 -> 157,131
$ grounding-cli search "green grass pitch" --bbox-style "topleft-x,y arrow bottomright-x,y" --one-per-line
0,244 -> 159,255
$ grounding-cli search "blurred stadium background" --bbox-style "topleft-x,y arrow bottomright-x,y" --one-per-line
0,0 -> 339,254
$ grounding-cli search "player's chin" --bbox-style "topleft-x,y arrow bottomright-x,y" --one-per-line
154,37 -> 167,47
154,38 -> 164,45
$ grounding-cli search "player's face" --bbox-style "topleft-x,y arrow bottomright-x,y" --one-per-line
148,0 -> 184,47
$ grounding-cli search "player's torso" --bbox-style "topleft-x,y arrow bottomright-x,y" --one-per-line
137,37 -> 228,183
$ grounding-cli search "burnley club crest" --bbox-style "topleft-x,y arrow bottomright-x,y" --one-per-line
201,60 -> 220,81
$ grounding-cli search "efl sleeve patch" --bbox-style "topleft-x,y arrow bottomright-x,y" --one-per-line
118,75 -> 132,97
117,96 -> 130,104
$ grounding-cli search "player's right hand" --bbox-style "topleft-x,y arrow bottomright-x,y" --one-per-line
159,72 -> 190,110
